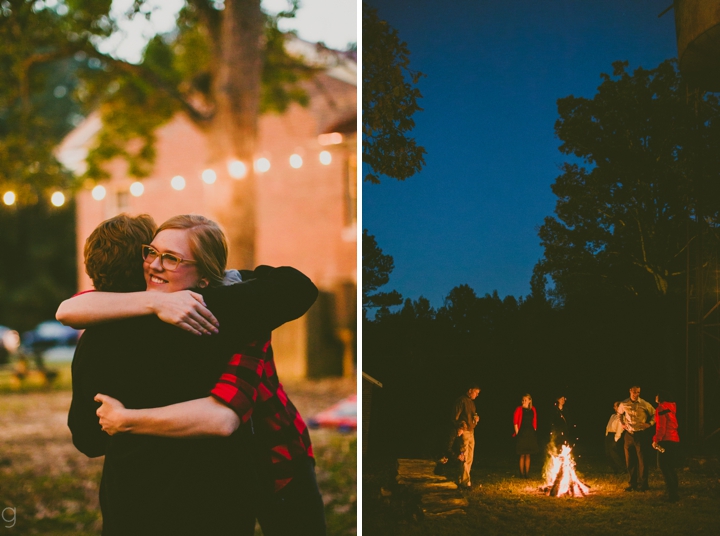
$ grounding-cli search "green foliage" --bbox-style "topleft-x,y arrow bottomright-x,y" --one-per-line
0,1 -> 87,200
362,3 -> 426,183
362,229 -> 402,314
538,60 -> 720,301
1,0 -> 314,190
0,199 -> 77,332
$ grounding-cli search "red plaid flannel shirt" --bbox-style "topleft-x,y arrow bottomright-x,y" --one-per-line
210,336 -> 313,492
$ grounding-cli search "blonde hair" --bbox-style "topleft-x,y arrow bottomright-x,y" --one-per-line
522,393 -> 533,408
155,215 -> 227,287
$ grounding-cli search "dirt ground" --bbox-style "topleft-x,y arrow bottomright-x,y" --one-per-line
0,376 -> 356,535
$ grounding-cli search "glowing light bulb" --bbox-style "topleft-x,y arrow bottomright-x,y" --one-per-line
51,191 -> 65,207
3,191 -> 16,205
255,158 -> 271,173
289,154 -> 303,169
171,175 -> 186,190
91,185 -> 106,200
318,132 -> 343,145
130,182 -> 144,197
228,160 -> 247,179
202,169 -> 217,184
319,151 -> 332,165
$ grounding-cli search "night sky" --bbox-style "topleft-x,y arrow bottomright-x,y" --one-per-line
363,0 -> 679,306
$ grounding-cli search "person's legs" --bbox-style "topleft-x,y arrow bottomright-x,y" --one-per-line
659,441 -> 679,500
624,432 -> 638,489
636,431 -> 648,490
518,455 -> 530,477
256,457 -> 326,536
465,431 -> 475,486
459,430 -> 473,486
605,433 -> 623,472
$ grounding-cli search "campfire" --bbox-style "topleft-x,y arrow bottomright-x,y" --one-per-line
540,444 -> 589,497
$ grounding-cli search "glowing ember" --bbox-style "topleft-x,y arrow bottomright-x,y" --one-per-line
540,444 -> 589,497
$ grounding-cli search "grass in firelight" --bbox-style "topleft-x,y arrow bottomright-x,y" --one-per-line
363,450 -> 720,535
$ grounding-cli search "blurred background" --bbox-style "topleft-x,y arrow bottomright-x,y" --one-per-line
0,1 -> 357,533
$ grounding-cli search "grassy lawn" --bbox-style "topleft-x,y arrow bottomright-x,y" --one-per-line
363,450 -> 720,535
0,376 -> 356,535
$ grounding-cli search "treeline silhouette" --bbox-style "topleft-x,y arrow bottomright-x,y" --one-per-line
363,286 -> 685,461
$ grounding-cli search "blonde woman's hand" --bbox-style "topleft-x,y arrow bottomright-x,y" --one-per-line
150,291 -> 220,336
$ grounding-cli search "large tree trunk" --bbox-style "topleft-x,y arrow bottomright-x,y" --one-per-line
208,0 -> 264,269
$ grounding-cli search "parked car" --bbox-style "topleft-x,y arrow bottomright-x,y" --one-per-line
0,325 -> 21,365
21,320 -> 80,354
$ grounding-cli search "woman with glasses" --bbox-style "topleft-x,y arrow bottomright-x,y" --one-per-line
63,214 -> 324,535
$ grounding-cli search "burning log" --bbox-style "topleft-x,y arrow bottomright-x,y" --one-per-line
540,444 -> 589,497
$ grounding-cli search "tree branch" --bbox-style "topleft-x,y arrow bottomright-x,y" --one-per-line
98,53 -> 215,125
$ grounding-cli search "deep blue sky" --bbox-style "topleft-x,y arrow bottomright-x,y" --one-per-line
363,0 -> 679,306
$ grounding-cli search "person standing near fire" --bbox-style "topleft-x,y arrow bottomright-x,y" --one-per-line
604,401 -> 625,473
513,393 -> 538,479
618,385 -> 655,492
453,385 -> 480,489
437,421 -> 468,484
653,391 -> 680,502
549,394 -> 572,454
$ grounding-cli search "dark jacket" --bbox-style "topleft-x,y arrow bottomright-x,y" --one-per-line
549,406 -> 570,448
453,395 -> 478,432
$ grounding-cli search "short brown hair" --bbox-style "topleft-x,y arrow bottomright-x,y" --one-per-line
84,214 -> 157,292
155,215 -> 227,287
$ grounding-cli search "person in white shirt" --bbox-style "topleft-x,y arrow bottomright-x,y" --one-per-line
604,401 -> 625,473
618,385 -> 656,491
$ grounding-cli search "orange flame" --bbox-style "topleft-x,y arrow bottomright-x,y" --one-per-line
541,444 -> 589,497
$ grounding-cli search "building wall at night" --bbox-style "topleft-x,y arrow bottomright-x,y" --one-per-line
58,67 -> 357,378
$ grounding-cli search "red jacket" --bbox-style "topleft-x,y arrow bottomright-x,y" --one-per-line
653,401 -> 679,443
513,406 -> 537,436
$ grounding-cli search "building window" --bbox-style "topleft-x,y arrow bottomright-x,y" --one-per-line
116,190 -> 129,211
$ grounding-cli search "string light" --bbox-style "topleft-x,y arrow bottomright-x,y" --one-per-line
255,158 -> 271,173
228,160 -> 247,179
171,175 -> 186,190
91,185 -> 106,200
3,191 -> 15,206
85,148 -> 343,202
202,169 -> 217,184
130,182 -> 144,197
318,132 -> 343,145
51,192 -> 65,207
289,154 -> 303,169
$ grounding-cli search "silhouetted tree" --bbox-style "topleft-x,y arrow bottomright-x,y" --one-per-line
362,3 -> 426,183
538,60 -> 720,301
362,229 -> 402,316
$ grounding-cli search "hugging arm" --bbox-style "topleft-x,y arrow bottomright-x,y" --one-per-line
203,265 -> 319,333
90,267 -> 316,439
95,339 -> 269,438
56,290 -> 219,336
95,394 -> 239,438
